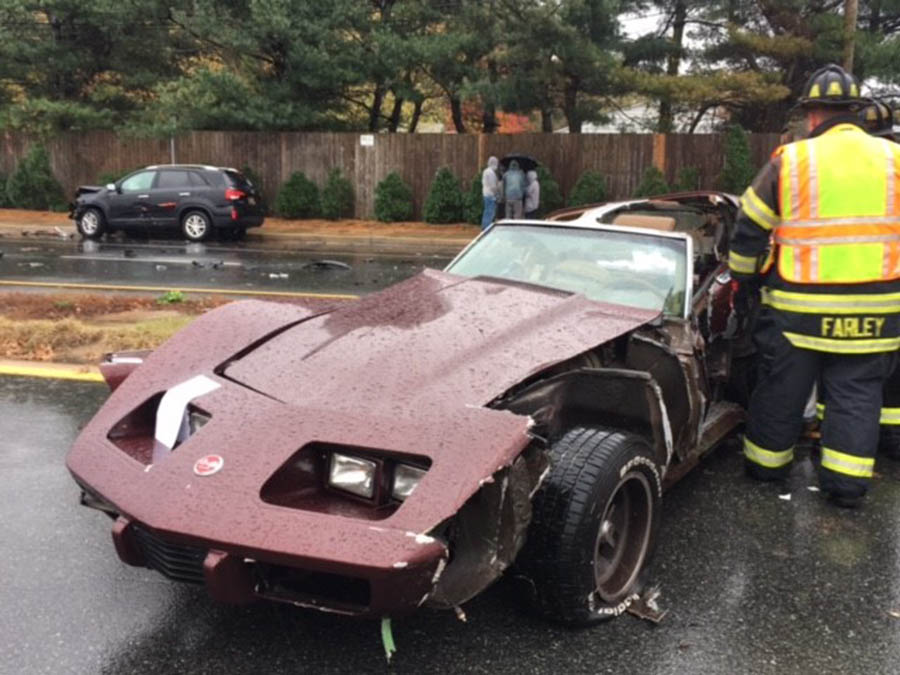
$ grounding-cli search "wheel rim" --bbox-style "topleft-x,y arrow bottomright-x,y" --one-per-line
184,214 -> 208,239
80,211 -> 99,235
593,471 -> 653,603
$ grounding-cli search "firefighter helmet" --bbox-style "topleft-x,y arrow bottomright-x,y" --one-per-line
861,100 -> 896,138
800,64 -> 863,108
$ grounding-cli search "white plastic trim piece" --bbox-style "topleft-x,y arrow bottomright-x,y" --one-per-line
154,375 -> 220,450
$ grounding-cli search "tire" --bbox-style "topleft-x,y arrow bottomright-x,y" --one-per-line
77,207 -> 106,240
181,210 -> 212,242
520,426 -> 662,625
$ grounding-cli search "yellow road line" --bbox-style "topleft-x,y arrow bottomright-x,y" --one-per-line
0,280 -> 359,300
0,363 -> 103,382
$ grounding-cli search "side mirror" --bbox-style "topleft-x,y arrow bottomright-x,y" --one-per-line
106,183 -> 117,192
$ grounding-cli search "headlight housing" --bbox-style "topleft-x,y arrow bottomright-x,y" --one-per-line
328,453 -> 377,499
391,464 -> 427,501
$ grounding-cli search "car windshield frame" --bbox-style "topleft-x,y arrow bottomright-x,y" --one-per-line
445,221 -> 694,320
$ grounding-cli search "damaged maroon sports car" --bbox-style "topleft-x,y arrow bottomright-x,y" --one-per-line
67,191 -> 752,624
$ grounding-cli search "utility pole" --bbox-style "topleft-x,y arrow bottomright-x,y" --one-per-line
843,0 -> 859,72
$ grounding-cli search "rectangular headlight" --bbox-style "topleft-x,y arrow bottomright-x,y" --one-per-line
391,464 -> 427,501
328,453 -> 377,499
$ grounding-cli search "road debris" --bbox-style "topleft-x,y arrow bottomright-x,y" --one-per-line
301,259 -> 352,271
807,486 -> 821,492
380,617 -> 396,663
889,609 -> 900,619
778,493 -> 792,501
627,585 -> 667,623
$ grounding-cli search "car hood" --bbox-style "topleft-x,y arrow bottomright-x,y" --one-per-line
223,269 -> 658,415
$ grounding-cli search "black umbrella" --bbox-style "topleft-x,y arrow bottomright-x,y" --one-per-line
499,153 -> 539,172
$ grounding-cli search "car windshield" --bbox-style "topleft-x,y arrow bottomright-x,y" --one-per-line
446,224 -> 689,316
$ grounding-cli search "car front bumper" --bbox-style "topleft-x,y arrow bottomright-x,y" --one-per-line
102,510 -> 445,616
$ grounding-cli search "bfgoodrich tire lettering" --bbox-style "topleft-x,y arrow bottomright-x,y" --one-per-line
181,210 -> 212,242
521,426 -> 661,624
77,207 -> 105,239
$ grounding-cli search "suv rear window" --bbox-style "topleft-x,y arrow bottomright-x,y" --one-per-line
224,170 -> 254,191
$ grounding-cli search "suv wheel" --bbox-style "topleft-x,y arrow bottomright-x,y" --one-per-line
520,426 -> 661,624
77,207 -> 105,240
182,210 -> 211,242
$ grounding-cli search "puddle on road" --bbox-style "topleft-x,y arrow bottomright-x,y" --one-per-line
0,239 -> 454,294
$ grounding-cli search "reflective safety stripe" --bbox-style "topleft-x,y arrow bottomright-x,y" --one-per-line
821,447 -> 874,478
815,402 -> 900,425
783,331 -> 900,353
881,408 -> 900,425
740,187 -> 780,231
773,215 -> 900,228
760,287 -> 900,314
728,250 -> 759,274
776,234 -> 900,245
744,437 -> 794,468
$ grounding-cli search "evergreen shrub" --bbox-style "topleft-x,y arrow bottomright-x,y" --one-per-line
673,166 -> 700,192
536,166 -> 563,215
633,166 -> 670,198
463,174 -> 483,225
274,171 -> 321,218
719,124 -> 755,194
320,168 -> 355,220
6,145 -> 66,211
567,170 -> 607,207
374,171 -> 414,222
423,166 -> 464,224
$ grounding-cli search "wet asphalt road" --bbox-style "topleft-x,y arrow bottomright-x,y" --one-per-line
5,376 -> 900,674
0,239 -> 454,296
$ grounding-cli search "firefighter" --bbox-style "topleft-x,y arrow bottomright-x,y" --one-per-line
728,64 -> 900,507
816,100 -> 900,461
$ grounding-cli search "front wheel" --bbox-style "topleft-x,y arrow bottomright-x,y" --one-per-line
181,210 -> 212,242
77,207 -> 106,239
520,426 -> 662,624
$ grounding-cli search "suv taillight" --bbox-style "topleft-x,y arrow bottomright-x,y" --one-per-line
225,188 -> 246,201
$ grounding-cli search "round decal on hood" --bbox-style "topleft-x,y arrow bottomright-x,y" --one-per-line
193,454 -> 224,476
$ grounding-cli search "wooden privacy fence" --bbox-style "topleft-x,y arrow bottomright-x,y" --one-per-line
0,131 -> 782,219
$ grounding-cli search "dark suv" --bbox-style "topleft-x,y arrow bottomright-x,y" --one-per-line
70,165 -> 265,241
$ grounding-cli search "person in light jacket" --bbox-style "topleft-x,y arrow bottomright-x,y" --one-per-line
481,156 -> 501,229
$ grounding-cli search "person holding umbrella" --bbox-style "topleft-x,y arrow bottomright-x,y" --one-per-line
503,159 -> 525,219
